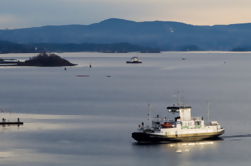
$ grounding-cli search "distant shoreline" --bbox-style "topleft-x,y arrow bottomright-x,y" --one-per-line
0,41 -> 160,54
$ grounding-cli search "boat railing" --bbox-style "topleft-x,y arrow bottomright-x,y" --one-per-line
138,126 -> 154,133
192,117 -> 203,121
138,125 -> 150,130
153,117 -> 167,123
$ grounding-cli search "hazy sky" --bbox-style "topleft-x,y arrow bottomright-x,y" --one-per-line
0,0 -> 251,29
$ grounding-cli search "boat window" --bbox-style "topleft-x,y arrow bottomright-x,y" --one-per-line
177,121 -> 182,125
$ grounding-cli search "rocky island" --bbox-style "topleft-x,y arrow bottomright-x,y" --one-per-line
0,53 -> 77,67
17,53 -> 77,66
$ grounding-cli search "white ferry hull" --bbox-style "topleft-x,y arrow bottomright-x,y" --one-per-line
132,129 -> 224,142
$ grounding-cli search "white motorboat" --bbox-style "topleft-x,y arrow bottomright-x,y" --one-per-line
126,57 -> 142,63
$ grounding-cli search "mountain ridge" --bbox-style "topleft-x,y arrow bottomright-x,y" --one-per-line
1,18 -> 251,50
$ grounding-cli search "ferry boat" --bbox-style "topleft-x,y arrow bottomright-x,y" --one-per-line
126,57 -> 142,63
132,104 -> 224,142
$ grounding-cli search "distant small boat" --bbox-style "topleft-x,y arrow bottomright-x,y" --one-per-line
182,58 -> 186,60
107,75 -> 111,77
126,57 -> 142,64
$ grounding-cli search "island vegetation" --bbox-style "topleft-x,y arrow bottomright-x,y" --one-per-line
17,53 -> 76,66
231,46 -> 251,51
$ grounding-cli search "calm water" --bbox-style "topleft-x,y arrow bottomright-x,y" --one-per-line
0,52 -> 251,165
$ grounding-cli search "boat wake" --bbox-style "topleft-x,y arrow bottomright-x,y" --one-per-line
222,134 -> 251,139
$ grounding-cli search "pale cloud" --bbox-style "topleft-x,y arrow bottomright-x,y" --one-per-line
0,15 -> 16,25
0,15 -> 31,29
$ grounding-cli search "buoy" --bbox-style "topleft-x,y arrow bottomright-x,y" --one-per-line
89,63 -> 92,68
64,67 -> 67,70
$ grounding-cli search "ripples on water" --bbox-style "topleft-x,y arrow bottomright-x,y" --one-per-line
0,52 -> 251,165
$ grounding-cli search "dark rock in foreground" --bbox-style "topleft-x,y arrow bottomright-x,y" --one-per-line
17,53 -> 77,66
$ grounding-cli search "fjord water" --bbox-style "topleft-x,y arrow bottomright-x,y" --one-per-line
0,52 -> 251,165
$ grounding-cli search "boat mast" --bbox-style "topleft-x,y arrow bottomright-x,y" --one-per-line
207,101 -> 210,123
178,91 -> 180,106
148,104 -> 151,128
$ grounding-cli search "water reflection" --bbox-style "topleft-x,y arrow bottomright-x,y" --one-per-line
166,139 -> 222,153
0,123 -> 22,128
133,138 -> 223,154
0,151 -> 14,161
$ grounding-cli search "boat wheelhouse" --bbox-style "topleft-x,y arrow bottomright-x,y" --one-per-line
126,57 -> 142,63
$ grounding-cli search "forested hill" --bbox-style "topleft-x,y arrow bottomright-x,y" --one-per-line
0,41 -> 43,53
1,18 -> 251,50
